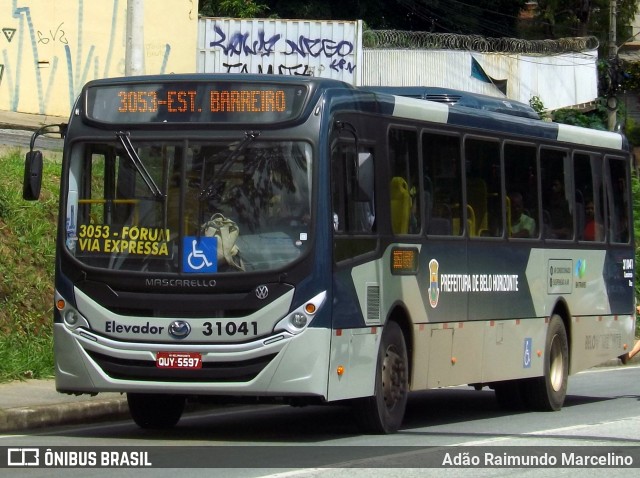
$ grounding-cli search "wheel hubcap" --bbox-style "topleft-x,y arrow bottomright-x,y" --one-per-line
549,335 -> 564,392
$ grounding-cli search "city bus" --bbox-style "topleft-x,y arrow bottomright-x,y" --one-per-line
23,74 -> 636,433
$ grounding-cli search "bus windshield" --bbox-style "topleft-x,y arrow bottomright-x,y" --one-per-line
65,137 -> 312,273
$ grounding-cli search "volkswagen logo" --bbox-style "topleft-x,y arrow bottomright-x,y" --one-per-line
255,285 -> 269,300
168,320 -> 191,339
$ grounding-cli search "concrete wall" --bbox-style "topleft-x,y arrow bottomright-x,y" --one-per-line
0,0 -> 197,117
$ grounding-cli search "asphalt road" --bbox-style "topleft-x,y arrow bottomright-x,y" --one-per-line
1,364 -> 638,477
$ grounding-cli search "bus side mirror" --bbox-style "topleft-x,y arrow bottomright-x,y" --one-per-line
356,152 -> 374,202
23,150 -> 43,200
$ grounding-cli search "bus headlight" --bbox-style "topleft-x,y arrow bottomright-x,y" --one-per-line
290,313 -> 307,329
274,291 -> 326,335
55,290 -> 88,329
65,310 -> 80,325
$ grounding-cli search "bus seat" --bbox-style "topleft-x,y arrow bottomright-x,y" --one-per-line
427,217 -> 451,235
390,177 -> 411,234
466,177 -> 487,235
466,204 -> 476,236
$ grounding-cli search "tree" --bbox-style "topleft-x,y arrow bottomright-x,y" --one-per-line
394,0 -> 528,36
531,1 -> 638,45
199,0 -> 269,18
197,0 -> 639,51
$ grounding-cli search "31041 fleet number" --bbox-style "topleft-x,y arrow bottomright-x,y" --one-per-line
202,321 -> 258,337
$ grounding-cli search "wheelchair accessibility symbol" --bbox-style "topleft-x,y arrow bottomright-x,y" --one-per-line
523,338 -> 532,369
183,236 -> 217,273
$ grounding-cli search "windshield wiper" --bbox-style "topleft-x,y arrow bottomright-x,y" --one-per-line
198,131 -> 260,201
116,131 -> 163,199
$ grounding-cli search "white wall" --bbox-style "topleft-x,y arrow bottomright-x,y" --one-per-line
361,49 -> 598,111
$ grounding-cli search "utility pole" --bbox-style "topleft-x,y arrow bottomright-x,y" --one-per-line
607,0 -> 617,131
125,0 -> 145,76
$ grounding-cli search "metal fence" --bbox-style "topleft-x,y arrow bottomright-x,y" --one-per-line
363,30 -> 599,55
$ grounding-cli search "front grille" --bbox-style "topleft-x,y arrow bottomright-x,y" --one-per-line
75,280 -> 294,318
86,350 -> 278,383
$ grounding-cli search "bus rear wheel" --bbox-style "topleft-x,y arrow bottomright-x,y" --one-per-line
523,315 -> 568,411
354,321 -> 408,434
127,393 -> 186,429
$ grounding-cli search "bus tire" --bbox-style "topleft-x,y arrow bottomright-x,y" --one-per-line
523,315 -> 568,411
354,321 -> 408,434
127,393 -> 186,429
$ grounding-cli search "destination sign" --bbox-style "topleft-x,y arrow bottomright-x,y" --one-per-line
84,81 -> 308,124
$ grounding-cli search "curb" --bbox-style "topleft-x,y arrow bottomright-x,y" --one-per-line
0,111 -> 67,131
0,399 -> 130,433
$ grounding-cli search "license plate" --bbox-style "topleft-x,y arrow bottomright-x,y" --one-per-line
156,351 -> 202,369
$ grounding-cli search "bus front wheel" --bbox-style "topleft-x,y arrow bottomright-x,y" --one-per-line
354,320 -> 408,434
127,393 -> 186,429
523,315 -> 569,411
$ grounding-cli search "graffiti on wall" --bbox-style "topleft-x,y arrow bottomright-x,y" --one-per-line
1,0 -> 174,115
203,20 -> 359,81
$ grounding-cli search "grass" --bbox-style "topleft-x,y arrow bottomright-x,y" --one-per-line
0,146 -> 61,381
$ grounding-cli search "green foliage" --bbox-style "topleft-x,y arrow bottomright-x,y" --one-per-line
625,117 -> 640,147
633,174 -> 640,309
0,148 -> 60,381
633,173 -> 640,337
197,0 -> 638,48
529,95 -> 545,114
621,60 -> 640,93
552,98 -> 609,130
200,0 -> 269,18
531,0 -> 637,49
529,95 -> 555,122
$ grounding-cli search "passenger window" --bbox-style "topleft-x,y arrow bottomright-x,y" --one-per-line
505,143 -> 538,239
607,157 -> 630,243
331,143 -> 376,235
541,148 -> 574,240
388,128 -> 420,234
574,152 -> 604,242
422,132 -> 462,236
465,138 -> 502,237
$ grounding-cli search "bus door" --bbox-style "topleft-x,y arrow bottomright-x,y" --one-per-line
330,115 -> 380,330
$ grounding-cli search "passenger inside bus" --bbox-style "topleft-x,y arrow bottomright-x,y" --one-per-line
509,191 -> 536,238
582,200 -> 603,241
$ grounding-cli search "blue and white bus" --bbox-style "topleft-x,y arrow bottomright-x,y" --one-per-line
24,74 -> 636,433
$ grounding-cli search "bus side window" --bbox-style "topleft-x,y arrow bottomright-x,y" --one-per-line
422,131 -> 462,236
607,157 -> 630,243
505,142 -> 538,239
331,144 -> 376,234
388,128 -> 420,234
541,148 -> 573,240
465,138 -> 502,237
574,152 -> 604,242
